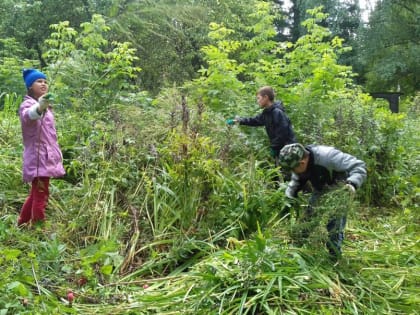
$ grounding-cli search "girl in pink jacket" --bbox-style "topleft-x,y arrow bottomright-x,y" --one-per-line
17,69 -> 65,226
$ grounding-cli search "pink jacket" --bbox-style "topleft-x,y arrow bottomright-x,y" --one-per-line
19,95 -> 65,183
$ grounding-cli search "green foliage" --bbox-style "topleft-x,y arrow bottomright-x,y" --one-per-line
109,0 -> 262,93
186,4 -> 416,207
79,240 -> 123,282
288,0 -> 362,71
0,93 -> 24,207
186,22 -> 246,112
0,0 -> 113,64
1,0 -> 417,97
317,95 -> 419,207
239,1 -> 278,64
156,131 -> 223,232
0,38 -> 43,103
43,15 -> 141,112
358,0 -> 420,94
186,1 -> 282,113
0,1 -> 418,314
273,6 -> 356,134
186,6 -> 357,117
205,160 -> 289,238
111,214 -> 418,314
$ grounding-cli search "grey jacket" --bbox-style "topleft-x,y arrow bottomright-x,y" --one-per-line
286,145 -> 367,198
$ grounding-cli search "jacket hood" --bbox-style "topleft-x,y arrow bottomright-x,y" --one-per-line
273,101 -> 285,111
264,100 -> 285,112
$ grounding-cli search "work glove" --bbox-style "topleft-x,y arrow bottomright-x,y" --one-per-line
38,93 -> 54,112
285,186 -> 297,199
226,118 -> 236,125
344,181 -> 356,194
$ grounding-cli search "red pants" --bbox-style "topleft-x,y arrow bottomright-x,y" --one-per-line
18,177 -> 50,226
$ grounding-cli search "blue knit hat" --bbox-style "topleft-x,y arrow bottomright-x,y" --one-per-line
23,69 -> 47,89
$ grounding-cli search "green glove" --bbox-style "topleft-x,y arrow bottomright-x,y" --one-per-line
38,93 -> 55,112
43,92 -> 56,102
226,118 -> 235,125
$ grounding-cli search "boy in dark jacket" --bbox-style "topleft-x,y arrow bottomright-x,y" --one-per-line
227,86 -> 296,159
278,143 -> 367,259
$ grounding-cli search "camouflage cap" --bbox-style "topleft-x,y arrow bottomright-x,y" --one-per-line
279,143 -> 307,170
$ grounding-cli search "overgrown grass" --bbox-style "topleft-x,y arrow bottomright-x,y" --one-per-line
3,210 -> 417,314
1,92 -> 419,314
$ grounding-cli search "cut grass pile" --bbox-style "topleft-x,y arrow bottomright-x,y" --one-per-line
21,210 -> 415,315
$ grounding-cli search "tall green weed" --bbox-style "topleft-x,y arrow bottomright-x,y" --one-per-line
43,15 -> 141,112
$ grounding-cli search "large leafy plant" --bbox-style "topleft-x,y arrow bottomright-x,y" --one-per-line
43,14 -> 141,112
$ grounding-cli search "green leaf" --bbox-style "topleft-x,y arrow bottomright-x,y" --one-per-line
100,265 -> 113,276
3,249 -> 21,260
7,281 -> 29,297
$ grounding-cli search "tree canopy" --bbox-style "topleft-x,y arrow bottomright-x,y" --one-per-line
1,0 -> 418,96
357,0 -> 420,93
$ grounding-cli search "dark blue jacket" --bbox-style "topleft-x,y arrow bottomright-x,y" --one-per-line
238,101 -> 296,153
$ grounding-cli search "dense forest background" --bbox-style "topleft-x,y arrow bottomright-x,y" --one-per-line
0,0 -> 419,314
1,0 -> 419,96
